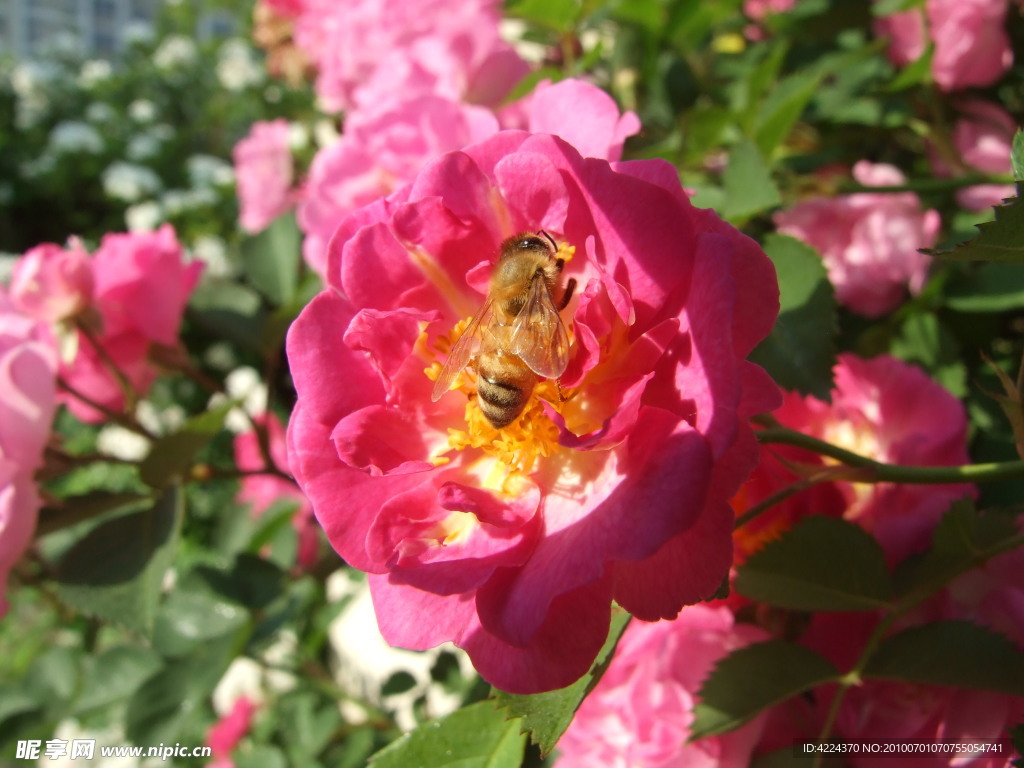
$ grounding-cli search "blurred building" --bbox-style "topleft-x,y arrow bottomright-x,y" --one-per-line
0,0 -> 159,60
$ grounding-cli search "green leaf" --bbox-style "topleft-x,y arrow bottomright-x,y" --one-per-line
755,69 -> 822,157
492,609 -> 630,756
189,277 -> 267,351
152,571 -> 249,658
126,631 -> 239,746
241,211 -> 301,305
1011,129 -> 1024,181
56,485 -> 182,635
691,640 -> 839,739
73,645 -> 163,715
277,691 -> 342,763
890,312 -> 966,397
864,620 -> 1024,696
369,701 -> 526,768
945,263 -> 1024,312
932,187 -> 1024,263
749,234 -> 837,400
894,500 -> 1021,598
36,491 -> 152,537
885,43 -> 933,91
236,746 -> 290,768
505,0 -> 578,33
735,516 -> 892,611
872,0 -> 925,15
719,139 -> 781,223
139,401 -> 234,489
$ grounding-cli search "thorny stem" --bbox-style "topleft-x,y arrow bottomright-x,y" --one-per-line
57,376 -> 157,439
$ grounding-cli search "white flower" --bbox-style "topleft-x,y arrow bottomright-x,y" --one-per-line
11,61 -> 57,129
49,121 -> 105,155
313,118 -> 340,149
79,59 -> 113,88
210,366 -> 267,433
122,21 -> 155,47
212,659 -> 265,716
161,188 -> 217,216
20,153 -> 57,178
187,154 -> 234,188
325,571 -> 473,730
85,102 -> 117,124
103,161 -> 162,202
127,99 -> 157,123
96,424 -> 151,462
499,18 -> 548,64
191,235 -> 232,277
125,133 -> 163,162
153,35 -> 197,70
287,122 -> 309,151
216,38 -> 263,91
125,201 -> 164,232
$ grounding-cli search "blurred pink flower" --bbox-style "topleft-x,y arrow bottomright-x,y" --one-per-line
741,353 -> 974,564
557,605 -> 770,768
291,0 -> 525,113
0,293 -> 57,617
60,225 -> 202,422
797,612 -> 1022,768
513,79 -> 640,163
774,161 -> 940,318
744,0 -> 797,21
932,100 -> 1017,212
941,530 -> 1024,648
9,241 -> 94,324
234,413 -> 318,569
205,696 -> 256,768
261,0 -> 304,16
875,0 -> 1013,91
286,130 -> 780,692
298,96 -> 499,274
233,119 -> 297,234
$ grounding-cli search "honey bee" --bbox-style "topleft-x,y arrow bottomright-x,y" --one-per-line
431,231 -> 576,429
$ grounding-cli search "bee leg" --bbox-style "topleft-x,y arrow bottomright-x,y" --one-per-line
556,378 -> 567,402
558,278 -> 577,311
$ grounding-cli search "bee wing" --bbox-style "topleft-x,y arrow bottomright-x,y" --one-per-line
509,276 -> 570,379
431,302 -> 493,402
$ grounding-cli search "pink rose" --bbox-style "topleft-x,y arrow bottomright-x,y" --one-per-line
743,354 -> 974,564
516,79 -> 641,163
557,605 -> 770,768
875,0 -> 1012,91
286,130 -> 780,693
298,96 -> 499,274
0,293 -> 58,617
60,225 -> 202,422
292,0 -> 524,113
9,241 -> 94,324
234,413 -> 318,569
205,696 -> 256,768
774,161 -> 940,318
233,119 -> 297,234
937,100 -> 1017,212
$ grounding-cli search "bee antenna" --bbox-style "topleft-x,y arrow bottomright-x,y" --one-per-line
537,230 -> 557,250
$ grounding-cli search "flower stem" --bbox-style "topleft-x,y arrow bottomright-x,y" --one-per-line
756,427 -> 1024,485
